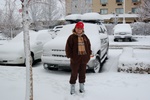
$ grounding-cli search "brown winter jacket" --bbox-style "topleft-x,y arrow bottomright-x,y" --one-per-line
65,31 -> 92,64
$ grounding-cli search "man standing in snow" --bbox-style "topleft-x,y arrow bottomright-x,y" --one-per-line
65,21 -> 91,95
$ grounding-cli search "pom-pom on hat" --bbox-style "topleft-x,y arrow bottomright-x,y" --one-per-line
75,21 -> 84,29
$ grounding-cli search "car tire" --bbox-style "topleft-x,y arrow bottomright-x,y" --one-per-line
93,57 -> 101,73
114,38 -> 117,42
48,65 -> 58,71
48,67 -> 58,71
129,38 -> 132,42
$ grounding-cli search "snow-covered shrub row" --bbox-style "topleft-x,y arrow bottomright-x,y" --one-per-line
118,47 -> 150,74
131,22 -> 150,35
105,22 -> 150,35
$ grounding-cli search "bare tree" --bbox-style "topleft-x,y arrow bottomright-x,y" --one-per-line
71,0 -> 92,14
138,0 -> 150,21
28,0 -> 62,29
0,9 -> 3,29
59,0 -> 65,17
2,0 -> 21,39
20,0 -> 33,100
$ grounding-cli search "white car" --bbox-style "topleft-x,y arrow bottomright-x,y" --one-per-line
113,24 -> 133,42
0,30 -> 52,65
42,23 -> 109,73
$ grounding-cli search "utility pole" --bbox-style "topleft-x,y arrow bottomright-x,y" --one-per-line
123,0 -> 126,24
20,0 -> 33,100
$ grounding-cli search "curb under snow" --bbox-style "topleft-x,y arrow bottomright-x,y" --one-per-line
118,47 -> 150,74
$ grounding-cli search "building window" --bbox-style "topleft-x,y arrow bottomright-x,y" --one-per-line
116,8 -> 123,14
132,8 -> 138,13
100,9 -> 108,14
132,0 -> 140,2
116,0 -> 123,3
100,0 -> 108,4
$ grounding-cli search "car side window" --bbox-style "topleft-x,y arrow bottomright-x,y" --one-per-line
99,27 -> 104,33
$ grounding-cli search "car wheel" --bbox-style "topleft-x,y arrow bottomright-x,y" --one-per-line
48,67 -> 58,71
129,38 -> 132,42
114,38 -> 117,42
48,65 -> 58,70
93,57 -> 101,73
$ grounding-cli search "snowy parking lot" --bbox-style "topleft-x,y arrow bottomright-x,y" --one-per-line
0,35 -> 150,100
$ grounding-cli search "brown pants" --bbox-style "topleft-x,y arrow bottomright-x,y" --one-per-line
69,63 -> 86,84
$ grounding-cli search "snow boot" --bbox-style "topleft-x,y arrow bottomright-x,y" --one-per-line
70,84 -> 75,95
79,83 -> 85,93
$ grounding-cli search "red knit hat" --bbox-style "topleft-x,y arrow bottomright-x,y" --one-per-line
75,21 -> 84,29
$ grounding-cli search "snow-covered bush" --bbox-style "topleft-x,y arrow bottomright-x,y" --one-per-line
131,22 -> 150,35
118,47 -> 150,74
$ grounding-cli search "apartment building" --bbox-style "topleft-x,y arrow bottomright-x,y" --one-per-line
65,0 -> 93,15
65,0 -> 141,23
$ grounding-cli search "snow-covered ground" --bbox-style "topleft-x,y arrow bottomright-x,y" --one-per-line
0,49 -> 150,100
0,35 -> 150,100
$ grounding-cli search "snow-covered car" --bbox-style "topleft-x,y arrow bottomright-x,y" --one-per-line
0,30 -> 52,65
113,24 -> 133,42
0,32 -> 7,40
42,23 -> 109,73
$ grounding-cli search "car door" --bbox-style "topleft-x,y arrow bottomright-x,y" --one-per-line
99,26 -> 109,58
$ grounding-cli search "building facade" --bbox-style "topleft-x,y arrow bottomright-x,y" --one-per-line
66,0 -> 141,15
65,0 -> 93,15
94,0 -> 141,15
65,0 -> 141,23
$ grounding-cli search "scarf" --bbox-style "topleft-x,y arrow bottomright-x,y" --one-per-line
73,30 -> 87,55
78,36 -> 87,55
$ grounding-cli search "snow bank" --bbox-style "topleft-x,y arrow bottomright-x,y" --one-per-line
118,47 -> 150,74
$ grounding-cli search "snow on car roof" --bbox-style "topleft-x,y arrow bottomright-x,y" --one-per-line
12,30 -> 44,42
65,14 -> 82,20
81,12 -> 104,20
114,24 -> 132,33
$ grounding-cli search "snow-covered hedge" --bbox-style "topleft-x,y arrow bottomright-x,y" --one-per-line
131,22 -> 150,35
118,47 -> 150,74
105,22 -> 150,35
